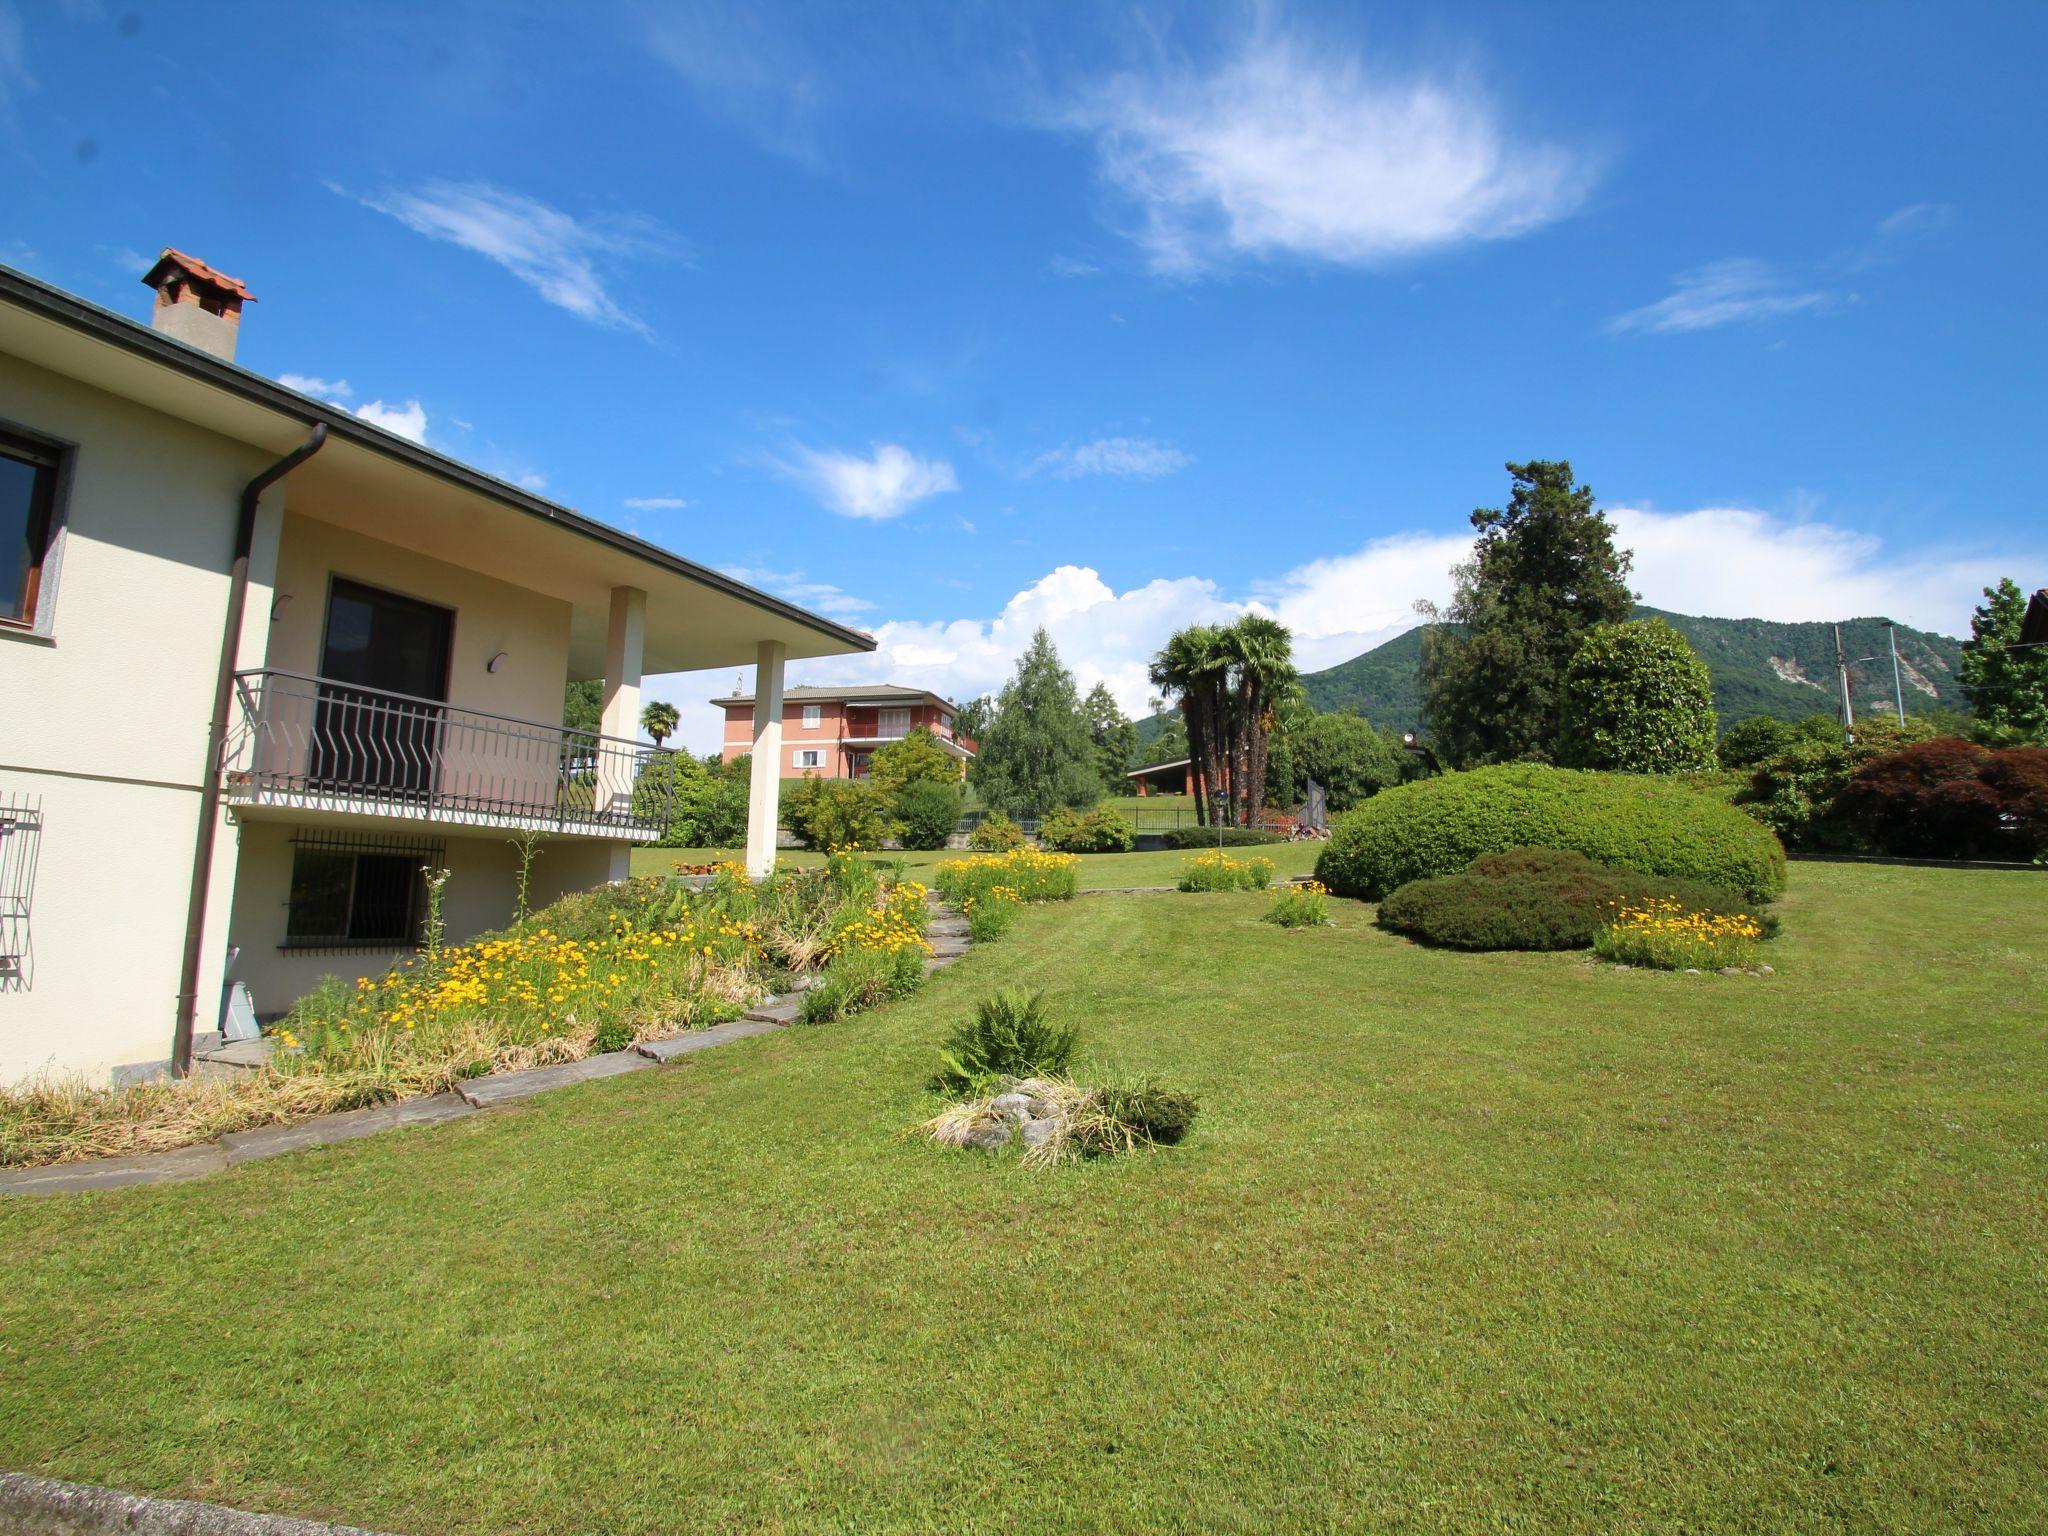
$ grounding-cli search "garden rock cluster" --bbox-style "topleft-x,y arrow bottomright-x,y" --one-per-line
930,1076 -> 1068,1151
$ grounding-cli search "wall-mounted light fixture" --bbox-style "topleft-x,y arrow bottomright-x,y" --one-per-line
487,651 -> 508,674
268,593 -> 293,621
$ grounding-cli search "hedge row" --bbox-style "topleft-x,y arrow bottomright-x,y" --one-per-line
1316,764 -> 1787,902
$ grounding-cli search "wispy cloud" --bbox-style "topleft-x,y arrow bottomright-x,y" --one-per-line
349,180 -> 673,333
354,399 -> 429,444
644,4 -> 828,166
773,442 -> 959,520
624,495 -> 691,511
0,2 -> 30,112
279,373 -> 352,400
1062,23 -> 1594,276
1608,258 -> 1836,336
1030,436 -> 1191,480
723,564 -> 876,618
1049,255 -> 1099,278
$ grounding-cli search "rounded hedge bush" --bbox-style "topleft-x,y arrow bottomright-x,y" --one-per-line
1376,848 -> 1776,951
1315,764 -> 1787,902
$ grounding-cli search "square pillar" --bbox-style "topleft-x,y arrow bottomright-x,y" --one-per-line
745,639 -> 787,876
597,586 -> 646,824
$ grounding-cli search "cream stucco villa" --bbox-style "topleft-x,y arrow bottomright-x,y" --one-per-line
0,252 -> 872,1087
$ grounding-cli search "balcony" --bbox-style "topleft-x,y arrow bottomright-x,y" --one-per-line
222,670 -> 675,839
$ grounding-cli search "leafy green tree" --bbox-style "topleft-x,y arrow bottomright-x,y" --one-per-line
1960,578 -> 2048,743
1081,682 -> 1139,795
1421,460 -> 1636,767
1150,624 -> 1229,824
640,699 -> 680,748
1289,712 -> 1408,811
971,629 -> 1103,817
954,695 -> 995,748
781,774 -> 890,850
1558,618 -> 1718,773
564,679 -> 604,737
893,779 -> 964,850
634,750 -> 710,838
867,726 -> 961,794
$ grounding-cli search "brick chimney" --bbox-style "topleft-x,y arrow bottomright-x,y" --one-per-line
140,248 -> 255,362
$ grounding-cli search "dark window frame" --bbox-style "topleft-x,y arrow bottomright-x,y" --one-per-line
0,418 -> 77,638
282,832 -> 445,953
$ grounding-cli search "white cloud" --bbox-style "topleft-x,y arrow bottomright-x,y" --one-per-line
1049,255 -> 1099,278
1066,25 -> 1593,275
279,373 -> 352,400
723,564 -> 877,620
1609,258 -> 1835,335
624,496 -> 692,511
774,442 -> 958,520
1255,530 -> 1473,670
644,4 -> 829,166
352,180 -> 670,333
1030,436 -> 1192,480
354,399 -> 429,444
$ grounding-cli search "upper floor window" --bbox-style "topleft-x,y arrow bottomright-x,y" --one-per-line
802,704 -> 822,728
793,747 -> 824,770
1,430 -> 62,629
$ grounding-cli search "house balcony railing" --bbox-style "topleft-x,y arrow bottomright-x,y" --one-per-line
223,670 -> 674,838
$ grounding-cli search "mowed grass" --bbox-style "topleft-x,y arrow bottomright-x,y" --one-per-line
632,838 -> 1321,887
2,864 -> 2044,1534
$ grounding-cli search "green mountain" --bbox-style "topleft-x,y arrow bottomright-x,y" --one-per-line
1137,609 -> 1966,743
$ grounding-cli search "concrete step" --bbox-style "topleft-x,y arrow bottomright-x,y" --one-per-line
454,1050 -> 653,1108
742,995 -> 802,1025
635,1017 -> 783,1061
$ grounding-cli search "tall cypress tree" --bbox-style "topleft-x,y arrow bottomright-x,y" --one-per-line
1420,460 -> 1636,766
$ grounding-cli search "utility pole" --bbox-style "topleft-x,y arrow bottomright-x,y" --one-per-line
1887,624 -> 1907,726
1834,623 -> 1856,741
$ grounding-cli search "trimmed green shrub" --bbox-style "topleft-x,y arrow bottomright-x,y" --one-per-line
1558,618 -> 1718,773
1317,765 -> 1787,902
1160,825 -> 1285,849
893,779 -> 963,851
931,989 -> 1078,1092
1736,716 -> 1940,851
967,810 -> 1027,851
1039,805 -> 1136,853
1376,848 -> 1776,951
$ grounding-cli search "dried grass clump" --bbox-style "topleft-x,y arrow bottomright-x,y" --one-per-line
921,1076 -> 1198,1168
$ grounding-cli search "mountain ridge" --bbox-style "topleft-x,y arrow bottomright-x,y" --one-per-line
1136,608 -> 1966,743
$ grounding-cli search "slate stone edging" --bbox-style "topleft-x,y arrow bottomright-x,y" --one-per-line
0,898 -> 978,1200
0,1471 -> 398,1535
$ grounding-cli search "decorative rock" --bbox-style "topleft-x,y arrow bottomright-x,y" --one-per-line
962,1119 -> 1013,1151
1717,966 -> 1742,976
1757,964 -> 1775,975
1020,1118 -> 1058,1148
1683,968 -> 1702,975
1024,1097 -> 1056,1118
990,1092 -> 1033,1121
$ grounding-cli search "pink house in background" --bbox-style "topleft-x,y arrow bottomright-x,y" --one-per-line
713,684 -> 975,780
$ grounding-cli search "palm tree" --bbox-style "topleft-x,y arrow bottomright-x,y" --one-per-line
1218,615 -> 1296,825
640,699 -> 680,749
1150,625 -> 1230,826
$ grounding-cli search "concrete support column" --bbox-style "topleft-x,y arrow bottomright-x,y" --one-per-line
597,586 -> 646,824
745,639 -> 787,877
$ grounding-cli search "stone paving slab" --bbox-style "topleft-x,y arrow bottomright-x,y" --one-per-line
635,1017 -> 784,1061
0,1471 -> 398,1534
928,937 -> 970,957
0,1143 -> 229,1198
196,1036 -> 277,1069
454,1049 -> 653,1108
742,995 -> 802,1025
222,1094 -> 476,1165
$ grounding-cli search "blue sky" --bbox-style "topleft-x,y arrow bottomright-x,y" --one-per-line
5,1 -> 2044,748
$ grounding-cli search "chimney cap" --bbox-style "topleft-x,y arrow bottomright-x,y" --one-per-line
140,247 -> 256,305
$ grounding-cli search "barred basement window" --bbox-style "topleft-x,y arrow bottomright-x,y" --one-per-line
283,831 -> 445,952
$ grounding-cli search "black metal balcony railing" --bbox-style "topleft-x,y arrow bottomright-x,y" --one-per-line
224,670 -> 674,836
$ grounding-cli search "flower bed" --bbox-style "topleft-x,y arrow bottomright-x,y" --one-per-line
1177,851 -> 1276,892
1593,898 -> 1766,971
1263,880 -> 1331,927
932,847 -> 1079,906
0,853 -> 926,1168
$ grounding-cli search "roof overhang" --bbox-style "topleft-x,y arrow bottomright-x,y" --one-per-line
2020,589 -> 2048,649
0,264 -> 875,676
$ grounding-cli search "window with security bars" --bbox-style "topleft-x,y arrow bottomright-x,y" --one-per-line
284,832 -> 444,950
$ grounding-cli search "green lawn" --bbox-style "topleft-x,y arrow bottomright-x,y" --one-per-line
632,839 -> 1324,887
2,864 -> 2043,1533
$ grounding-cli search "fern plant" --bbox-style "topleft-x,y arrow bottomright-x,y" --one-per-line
931,988 -> 1077,1092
